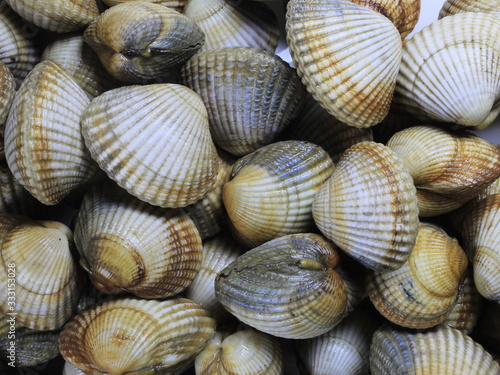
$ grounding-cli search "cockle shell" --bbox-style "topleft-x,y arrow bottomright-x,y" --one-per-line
294,308 -> 379,375
215,233 -> 348,339
59,297 -> 216,375
394,12 -> 500,129
386,125 -> 500,216
222,140 -> 334,248
63,361 -> 86,375
0,214 -> 84,330
366,222 -> 468,329
370,324 -> 500,374
184,232 -> 242,323
74,180 -> 202,298
439,0 -> 500,19
181,46 -> 305,156
103,0 -> 187,13
195,329 -> 283,375
451,193 -> 500,302
81,83 -> 219,208
4,0 -> 98,33
0,61 -> 14,125
312,141 -> 419,271
4,60 -> 99,205
41,33 -> 121,99
286,0 -> 402,128
183,0 -> 280,53
0,5 -> 39,87
84,1 -> 204,83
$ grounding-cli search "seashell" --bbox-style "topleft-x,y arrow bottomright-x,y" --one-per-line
63,361 -> 86,375
184,232 -> 242,323
59,296 -> 216,374
476,175 -> 500,200
386,125 -> 500,217
439,0 -> 500,19
312,141 -> 419,271
183,150 -> 235,240
195,328 -> 283,374
4,60 -> 99,206
215,233 -> 348,339
83,1 -> 204,83
294,308 -> 379,375
0,61 -> 14,126
440,266 -> 482,334
335,264 -> 366,317
366,222 -> 468,329
0,214 -> 84,330
183,0 -> 280,53
81,83 -> 219,208
350,0 -> 420,39
280,91 -> 373,164
0,5 -> 40,87
41,33 -> 121,99
370,324 -> 500,374
74,180 -> 202,298
0,312 -> 60,367
4,0 -> 98,33
103,0 -> 187,13
286,0 -> 402,128
450,193 -> 500,302
180,46 -> 306,156
394,12 -> 500,129
222,140 -> 334,248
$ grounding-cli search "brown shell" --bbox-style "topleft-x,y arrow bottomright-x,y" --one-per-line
103,0 -> 187,13
439,0 -> 500,19
0,61 -> 14,125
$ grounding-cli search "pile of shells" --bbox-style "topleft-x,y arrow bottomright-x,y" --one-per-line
1,0 -> 500,374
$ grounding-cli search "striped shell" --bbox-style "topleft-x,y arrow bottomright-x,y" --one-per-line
222,140 -> 334,248
4,60 -> 99,205
181,46 -> 305,156
59,297 -> 216,374
439,0 -> 500,19
215,233 -> 348,339
103,0 -> 187,12
394,12 -> 500,129
286,0 -> 402,128
74,181 -> 202,298
366,222 -> 468,329
81,83 -> 219,208
312,141 -> 419,271
0,61 -> 14,125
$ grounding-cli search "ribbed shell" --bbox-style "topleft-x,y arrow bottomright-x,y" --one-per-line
281,91 -> 373,164
183,0 -> 280,53
195,329 -> 283,374
83,1 -> 204,83
180,46 -> 306,156
451,193 -> 500,302
103,0 -> 187,12
4,0 -> 98,33
222,140 -> 334,248
366,222 -> 468,329
184,232 -> 242,323
59,297 -> 216,374
370,324 -> 500,374
394,12 -> 500,129
439,0 -> 500,19
0,5 -> 40,87
286,0 -> 402,128
0,61 -> 14,125
0,215 -> 83,330
4,60 -> 98,205
387,125 -> 500,217
215,233 -> 348,339
41,33 -> 120,99
63,361 -> 86,375
81,83 -> 219,208
312,141 -> 419,271
294,309 -> 379,375
74,181 -> 202,298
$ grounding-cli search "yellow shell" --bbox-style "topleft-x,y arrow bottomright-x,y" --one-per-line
366,222 -> 468,329
286,0 -> 402,128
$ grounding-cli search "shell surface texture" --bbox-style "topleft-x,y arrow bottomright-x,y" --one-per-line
84,1 -> 205,83
312,141 -> 419,271
81,83 -> 219,208
215,233 -> 348,339
286,0 -> 403,128
0,61 -> 14,126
